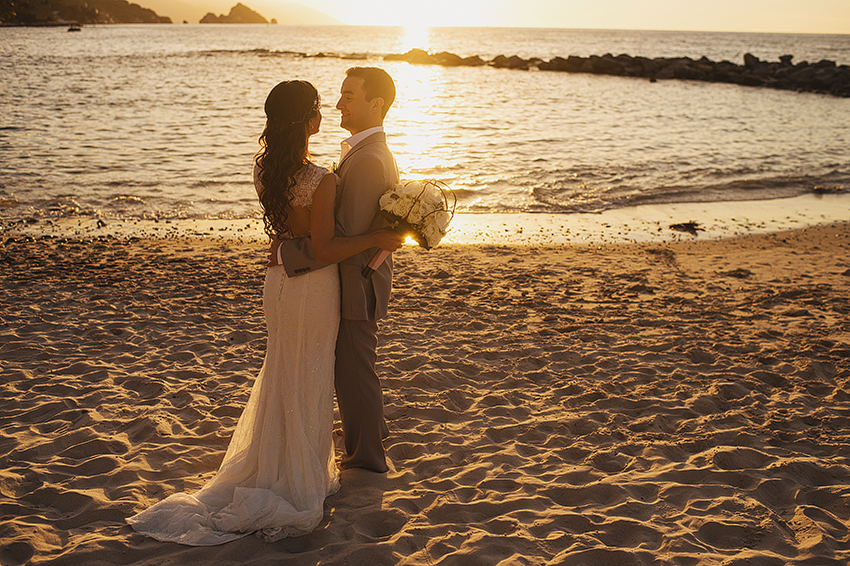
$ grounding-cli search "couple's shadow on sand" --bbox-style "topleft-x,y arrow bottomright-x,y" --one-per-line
273,461 -> 409,556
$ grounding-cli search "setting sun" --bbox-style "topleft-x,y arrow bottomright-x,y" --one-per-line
332,0 -> 506,28
399,25 -> 430,53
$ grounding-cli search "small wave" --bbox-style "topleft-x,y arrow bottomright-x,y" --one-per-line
200,48 -> 302,56
111,195 -> 146,204
105,180 -> 161,189
189,179 -> 239,189
4,199 -> 101,221
0,197 -> 19,208
45,201 -> 98,217
528,170 -> 850,213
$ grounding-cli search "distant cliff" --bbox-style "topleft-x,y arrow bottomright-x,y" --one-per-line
134,0 -> 343,26
1,0 -> 171,24
200,3 -> 270,24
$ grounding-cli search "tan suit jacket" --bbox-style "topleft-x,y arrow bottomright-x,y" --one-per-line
278,132 -> 398,321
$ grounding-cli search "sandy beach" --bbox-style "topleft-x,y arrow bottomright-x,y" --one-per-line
1,216 -> 849,565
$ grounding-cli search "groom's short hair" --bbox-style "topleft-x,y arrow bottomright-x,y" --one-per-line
346,67 -> 396,118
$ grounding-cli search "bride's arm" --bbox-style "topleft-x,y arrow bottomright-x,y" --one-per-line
310,173 -> 403,264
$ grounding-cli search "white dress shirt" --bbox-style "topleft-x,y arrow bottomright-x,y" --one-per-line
339,126 -> 384,162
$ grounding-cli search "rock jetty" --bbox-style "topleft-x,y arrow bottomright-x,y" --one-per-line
384,49 -> 850,98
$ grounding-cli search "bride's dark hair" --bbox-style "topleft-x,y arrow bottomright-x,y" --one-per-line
256,80 -> 320,237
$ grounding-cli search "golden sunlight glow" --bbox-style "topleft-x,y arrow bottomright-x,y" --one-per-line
329,0 -> 849,33
383,3 -> 451,28
387,64 -> 444,177
399,25 -> 431,53
338,0 -> 504,28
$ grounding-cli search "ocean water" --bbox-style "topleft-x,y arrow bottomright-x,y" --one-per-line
1,25 -> 849,222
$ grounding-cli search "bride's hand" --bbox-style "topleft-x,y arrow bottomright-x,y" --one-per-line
373,228 -> 405,252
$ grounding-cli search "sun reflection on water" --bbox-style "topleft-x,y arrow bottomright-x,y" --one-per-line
389,62 -> 446,178
385,27 -> 474,204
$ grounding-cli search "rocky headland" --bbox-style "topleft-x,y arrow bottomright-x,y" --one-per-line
200,3 -> 272,24
1,0 -> 171,24
385,49 -> 850,98
1,0 -> 274,25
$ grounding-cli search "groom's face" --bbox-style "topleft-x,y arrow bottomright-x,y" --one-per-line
336,76 -> 379,135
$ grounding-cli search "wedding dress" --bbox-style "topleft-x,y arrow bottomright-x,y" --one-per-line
127,163 -> 340,545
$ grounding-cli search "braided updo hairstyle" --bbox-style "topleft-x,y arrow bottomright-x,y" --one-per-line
255,80 -> 320,237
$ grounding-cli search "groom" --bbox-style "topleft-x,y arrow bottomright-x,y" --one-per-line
274,67 -> 399,473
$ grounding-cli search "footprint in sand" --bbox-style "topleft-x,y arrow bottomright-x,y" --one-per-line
0,541 -> 34,566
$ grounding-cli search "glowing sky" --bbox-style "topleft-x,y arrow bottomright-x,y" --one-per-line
287,0 -> 850,33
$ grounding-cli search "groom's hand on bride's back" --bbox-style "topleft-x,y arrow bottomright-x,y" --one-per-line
267,236 -> 283,267
268,228 -> 401,268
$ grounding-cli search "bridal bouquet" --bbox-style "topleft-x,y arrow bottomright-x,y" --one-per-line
362,179 -> 456,278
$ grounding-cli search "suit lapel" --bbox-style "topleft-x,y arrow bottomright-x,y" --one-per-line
338,132 -> 386,171
335,131 -> 394,216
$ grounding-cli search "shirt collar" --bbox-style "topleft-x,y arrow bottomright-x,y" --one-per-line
341,126 -> 384,153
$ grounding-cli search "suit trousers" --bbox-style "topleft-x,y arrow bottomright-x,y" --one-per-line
335,318 -> 389,473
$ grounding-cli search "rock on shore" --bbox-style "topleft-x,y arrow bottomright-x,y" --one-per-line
385,49 -> 850,98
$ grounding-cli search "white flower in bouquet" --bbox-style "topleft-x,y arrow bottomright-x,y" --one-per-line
401,181 -> 424,196
378,179 -> 456,250
421,222 -> 444,249
423,188 -> 443,207
391,198 -> 410,218
406,202 -> 424,224
434,210 -> 451,231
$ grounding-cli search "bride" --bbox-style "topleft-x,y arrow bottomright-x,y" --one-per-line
126,80 -> 403,545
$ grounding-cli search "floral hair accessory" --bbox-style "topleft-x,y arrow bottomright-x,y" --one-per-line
271,96 -> 320,127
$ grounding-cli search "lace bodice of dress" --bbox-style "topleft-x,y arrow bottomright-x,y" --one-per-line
253,161 -> 329,210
